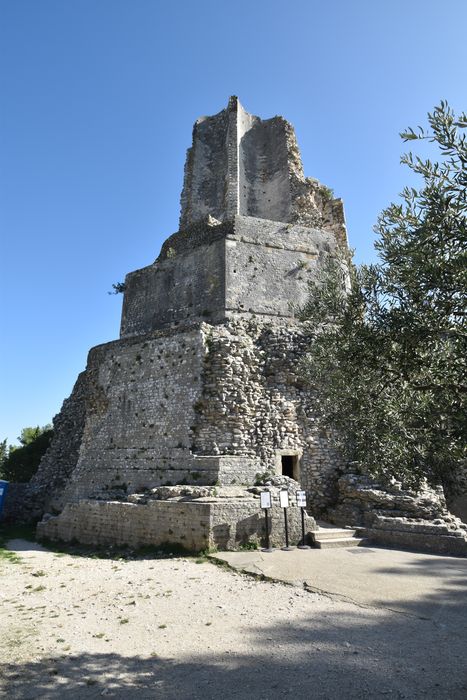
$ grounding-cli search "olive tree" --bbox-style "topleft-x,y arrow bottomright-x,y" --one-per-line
301,102 -> 467,488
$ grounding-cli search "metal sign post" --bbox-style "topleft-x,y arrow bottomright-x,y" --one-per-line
260,491 -> 274,552
296,490 -> 310,549
280,489 -> 294,551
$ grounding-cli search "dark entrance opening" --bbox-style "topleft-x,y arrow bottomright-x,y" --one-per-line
281,455 -> 296,479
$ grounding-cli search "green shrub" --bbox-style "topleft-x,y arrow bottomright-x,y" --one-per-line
0,429 -> 53,482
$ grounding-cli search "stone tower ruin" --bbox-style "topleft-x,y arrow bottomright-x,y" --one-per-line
32,97 -> 350,550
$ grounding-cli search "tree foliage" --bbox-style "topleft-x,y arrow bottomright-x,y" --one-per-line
300,102 -> 467,488
17,425 -> 51,447
0,425 -> 53,483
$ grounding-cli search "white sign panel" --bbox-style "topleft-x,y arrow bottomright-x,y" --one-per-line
260,491 -> 272,509
279,490 -> 289,508
296,490 -> 307,507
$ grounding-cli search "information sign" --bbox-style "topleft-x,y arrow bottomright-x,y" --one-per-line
260,491 -> 272,509
279,490 -> 289,508
296,490 -> 307,508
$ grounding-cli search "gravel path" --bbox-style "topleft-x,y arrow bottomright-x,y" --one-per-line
1,541 -> 466,699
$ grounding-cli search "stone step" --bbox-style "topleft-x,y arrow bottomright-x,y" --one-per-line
314,537 -> 366,549
312,528 -> 357,540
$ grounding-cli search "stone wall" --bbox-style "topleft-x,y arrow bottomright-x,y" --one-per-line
29,319 -> 341,515
120,215 -> 339,337
57,326 -> 210,504
193,320 -> 343,512
224,216 -> 336,322
28,371 -> 88,514
121,234 -> 226,337
209,499 -> 315,550
364,517 -> 467,557
37,500 -> 212,551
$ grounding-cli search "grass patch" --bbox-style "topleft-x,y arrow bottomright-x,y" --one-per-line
195,545 -> 218,563
239,541 -> 259,551
0,549 -> 21,564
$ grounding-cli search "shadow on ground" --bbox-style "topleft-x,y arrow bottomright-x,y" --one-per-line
2,601 -> 467,700
370,552 -> 467,624
2,533 -> 467,699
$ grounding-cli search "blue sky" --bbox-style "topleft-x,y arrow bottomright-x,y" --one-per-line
1,0 -> 466,444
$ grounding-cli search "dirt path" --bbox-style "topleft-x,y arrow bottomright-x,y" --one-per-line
1,541 -> 466,699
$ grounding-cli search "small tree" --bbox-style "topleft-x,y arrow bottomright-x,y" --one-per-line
301,102 -> 467,488
17,425 -> 52,446
0,425 -> 53,483
0,439 -> 8,468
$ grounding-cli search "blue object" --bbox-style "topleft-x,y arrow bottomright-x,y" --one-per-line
0,480 -> 9,515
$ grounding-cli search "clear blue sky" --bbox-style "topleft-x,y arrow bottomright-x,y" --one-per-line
1,0 -> 466,445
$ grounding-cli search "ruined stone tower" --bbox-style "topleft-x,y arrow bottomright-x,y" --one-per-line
32,97 -> 350,550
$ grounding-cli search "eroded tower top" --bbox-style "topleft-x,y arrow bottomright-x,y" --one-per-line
179,96 -> 344,236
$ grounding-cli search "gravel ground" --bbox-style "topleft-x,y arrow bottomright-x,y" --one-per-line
0,540 -> 466,699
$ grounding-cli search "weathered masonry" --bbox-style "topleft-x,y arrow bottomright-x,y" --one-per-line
31,96 -> 351,549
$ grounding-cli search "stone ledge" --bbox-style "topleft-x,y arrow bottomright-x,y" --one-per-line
363,526 -> 467,557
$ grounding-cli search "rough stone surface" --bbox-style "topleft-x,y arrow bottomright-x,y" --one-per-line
191,320 -> 341,512
444,462 -> 467,523
35,314 -> 342,547
179,96 -> 347,247
120,215 -> 340,337
329,474 -> 467,556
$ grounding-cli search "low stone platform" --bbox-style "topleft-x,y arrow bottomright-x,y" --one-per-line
362,515 -> 467,556
328,473 -> 467,557
36,482 -> 317,552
